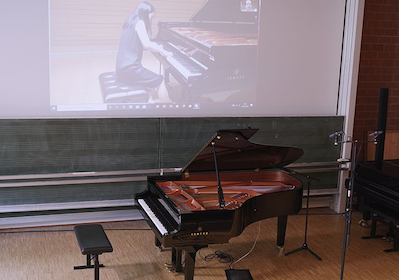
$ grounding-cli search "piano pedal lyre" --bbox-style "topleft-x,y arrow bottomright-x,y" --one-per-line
164,263 -> 173,271
164,263 -> 183,273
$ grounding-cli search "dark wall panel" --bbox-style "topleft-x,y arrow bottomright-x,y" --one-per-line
160,117 -> 343,168
0,118 -> 161,175
0,117 -> 343,207
0,117 -> 343,175
0,181 -> 146,206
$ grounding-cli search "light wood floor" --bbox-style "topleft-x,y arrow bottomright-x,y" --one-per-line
0,209 -> 398,280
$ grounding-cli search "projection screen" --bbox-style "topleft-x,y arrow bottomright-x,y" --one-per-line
0,0 -> 346,118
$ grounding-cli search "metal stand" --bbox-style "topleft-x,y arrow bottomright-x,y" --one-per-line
74,254 -> 104,280
327,130 -> 381,279
285,175 -> 322,261
339,140 -> 357,280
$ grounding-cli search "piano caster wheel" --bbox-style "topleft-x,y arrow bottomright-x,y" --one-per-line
278,246 -> 284,253
358,219 -> 370,228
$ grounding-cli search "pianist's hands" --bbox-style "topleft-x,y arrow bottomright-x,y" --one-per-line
176,45 -> 196,57
161,50 -> 173,57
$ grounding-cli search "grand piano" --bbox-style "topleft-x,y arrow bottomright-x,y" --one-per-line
152,0 -> 259,101
135,129 -> 304,279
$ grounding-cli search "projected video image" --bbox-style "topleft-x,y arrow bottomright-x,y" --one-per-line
50,0 -> 259,113
241,0 -> 258,12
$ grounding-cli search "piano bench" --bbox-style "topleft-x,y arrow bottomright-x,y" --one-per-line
73,224 -> 113,280
99,72 -> 148,103
361,204 -> 399,252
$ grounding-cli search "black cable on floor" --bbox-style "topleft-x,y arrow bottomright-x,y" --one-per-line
199,249 -> 234,264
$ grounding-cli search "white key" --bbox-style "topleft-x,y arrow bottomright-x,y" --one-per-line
138,199 -> 168,236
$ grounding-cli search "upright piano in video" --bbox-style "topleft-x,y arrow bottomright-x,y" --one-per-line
152,0 -> 259,101
135,129 -> 304,279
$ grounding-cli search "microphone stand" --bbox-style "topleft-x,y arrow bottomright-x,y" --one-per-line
339,131 -> 381,280
339,139 -> 357,280
284,168 -> 322,261
211,140 -> 225,209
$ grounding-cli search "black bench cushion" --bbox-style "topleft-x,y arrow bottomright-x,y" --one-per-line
99,72 -> 148,103
74,224 -> 113,255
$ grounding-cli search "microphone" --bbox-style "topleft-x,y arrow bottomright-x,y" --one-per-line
368,131 -> 383,137
329,131 -> 343,146
369,131 -> 383,144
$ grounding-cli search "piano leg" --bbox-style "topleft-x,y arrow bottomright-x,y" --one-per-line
171,247 -> 183,272
182,84 -> 193,102
361,205 -> 399,252
155,236 -> 161,248
383,222 -> 399,253
358,195 -> 372,222
391,222 -> 399,252
277,215 -> 288,248
179,245 -> 207,280
165,69 -> 170,84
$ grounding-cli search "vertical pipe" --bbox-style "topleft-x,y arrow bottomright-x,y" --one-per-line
374,88 -> 389,170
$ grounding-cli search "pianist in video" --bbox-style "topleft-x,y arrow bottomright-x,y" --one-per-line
116,1 -> 173,103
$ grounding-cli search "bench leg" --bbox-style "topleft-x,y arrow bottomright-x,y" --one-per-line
94,254 -> 100,280
74,254 -> 105,270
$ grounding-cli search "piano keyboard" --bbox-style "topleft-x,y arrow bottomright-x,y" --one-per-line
138,198 -> 179,236
158,41 -> 206,80
166,56 -> 202,80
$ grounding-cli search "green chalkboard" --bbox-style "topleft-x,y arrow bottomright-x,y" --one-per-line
0,119 -> 160,175
0,117 -> 343,209
0,117 -> 343,175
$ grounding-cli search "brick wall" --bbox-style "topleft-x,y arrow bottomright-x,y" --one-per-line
353,0 -> 399,161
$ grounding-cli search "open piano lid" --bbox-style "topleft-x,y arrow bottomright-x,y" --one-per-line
190,0 -> 259,24
182,129 -> 304,173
